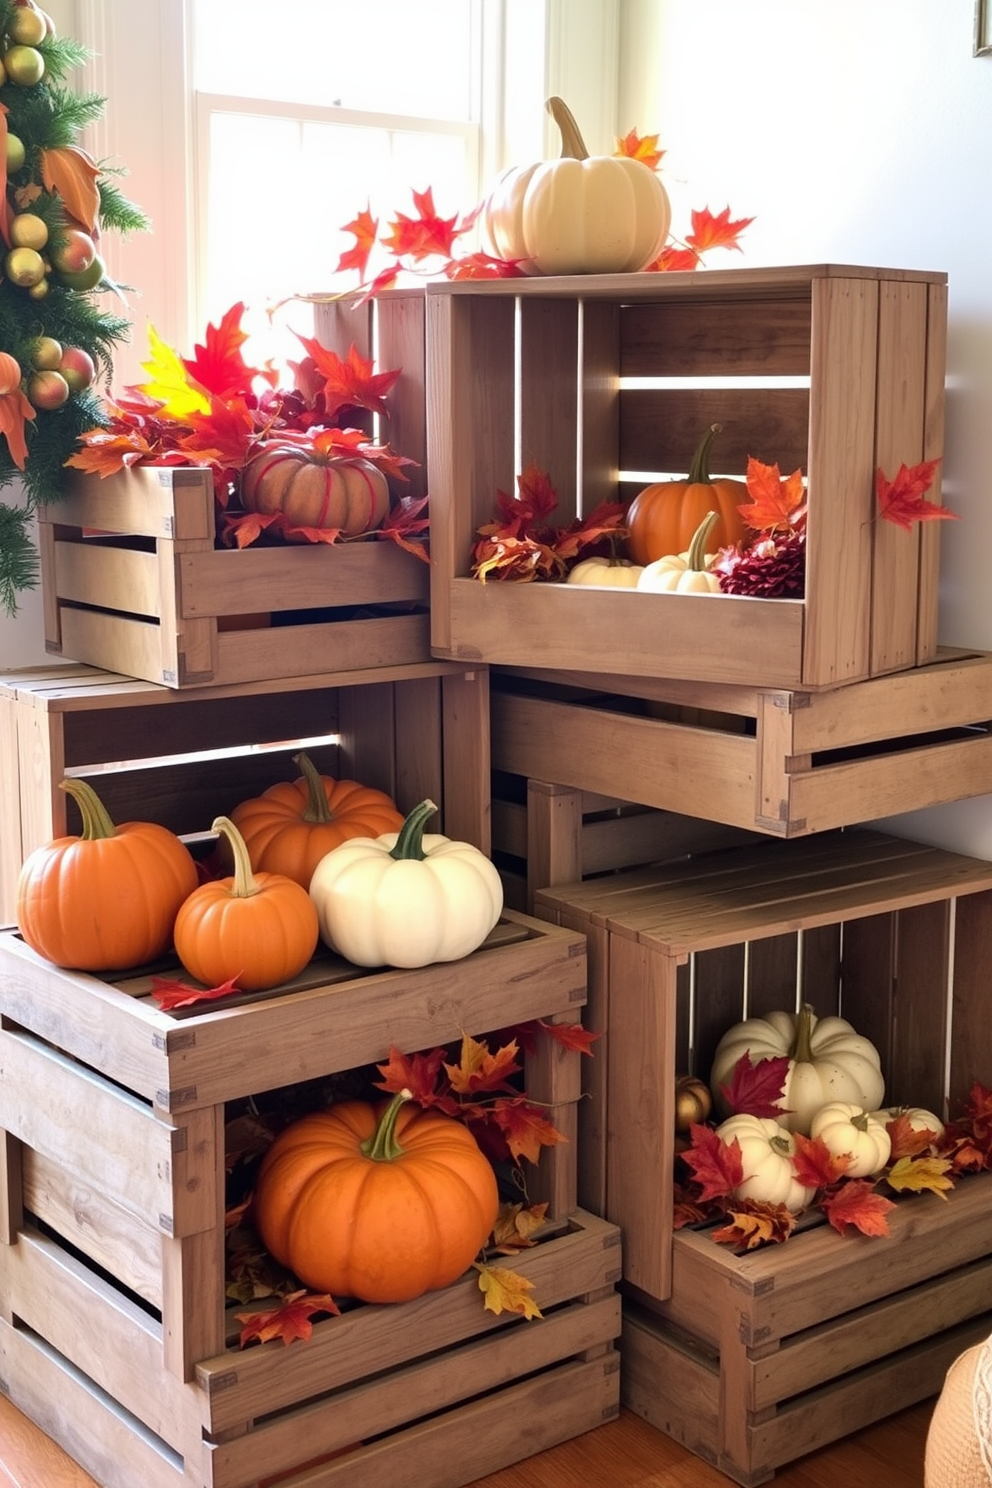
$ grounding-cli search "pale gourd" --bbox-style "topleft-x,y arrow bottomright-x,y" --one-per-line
715,1113 -> 816,1214
710,1003 -> 885,1136
636,510 -> 722,594
481,97 -> 671,277
808,1101 -> 892,1177
566,555 -> 644,588
869,1105 -> 945,1142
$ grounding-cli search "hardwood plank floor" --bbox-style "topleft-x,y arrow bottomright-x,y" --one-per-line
0,1393 -> 934,1488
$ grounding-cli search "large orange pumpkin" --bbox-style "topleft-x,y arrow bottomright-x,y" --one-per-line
230,753 -> 404,889
252,1090 -> 500,1303
15,778 -> 198,971
241,442 -> 390,537
626,423 -> 749,565
173,816 -> 319,992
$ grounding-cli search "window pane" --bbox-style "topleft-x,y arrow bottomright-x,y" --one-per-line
192,0 -> 477,119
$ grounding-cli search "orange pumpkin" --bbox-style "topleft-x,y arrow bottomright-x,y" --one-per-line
173,816 -> 319,992
241,442 -> 390,537
252,1090 -> 500,1303
15,778 -> 198,971
626,423 -> 749,565
230,753 -> 404,889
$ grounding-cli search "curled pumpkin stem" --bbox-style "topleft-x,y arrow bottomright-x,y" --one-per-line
546,96 -> 589,161
687,423 -> 724,485
361,1088 -> 412,1162
59,777 -> 117,840
211,815 -> 260,899
686,511 -> 719,571
389,799 -> 438,862
293,751 -> 333,825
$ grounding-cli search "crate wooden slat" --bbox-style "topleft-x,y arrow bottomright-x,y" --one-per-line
0,659 -> 490,923
425,263 -> 947,691
490,649 -> 992,841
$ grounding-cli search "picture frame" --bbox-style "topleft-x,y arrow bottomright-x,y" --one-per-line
976,0 -> 992,55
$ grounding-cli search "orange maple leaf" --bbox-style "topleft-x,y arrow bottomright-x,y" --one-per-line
875,459 -> 956,530
294,336 -> 401,420
336,204 -> 379,279
791,1131 -> 851,1189
444,1032 -> 521,1096
489,1099 -> 567,1166
64,429 -> 159,476
818,1179 -> 895,1238
712,1200 -> 796,1250
614,128 -> 665,172
649,244 -> 700,273
40,144 -> 101,231
444,251 -> 528,281
150,973 -> 242,1011
884,1111 -> 941,1160
375,1045 -> 447,1105
382,186 -> 463,263
738,456 -> 806,532
236,1290 -> 340,1348
0,387 -> 35,469
685,205 -> 755,254
532,1019 -> 601,1056
180,395 -> 258,469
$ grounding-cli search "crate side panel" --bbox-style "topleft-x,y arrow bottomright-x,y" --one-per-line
211,613 -> 431,686
55,605 -> 178,689
52,537 -> 163,618
441,666 -> 491,852
177,542 -> 429,617
519,297 -> 580,522
619,1308 -> 721,1463
581,299 -> 621,513
56,464 -> 214,540
917,282 -> 948,663
375,291 -> 428,500
618,296 -> 813,379
619,386 -> 810,477
949,887 -> 992,1109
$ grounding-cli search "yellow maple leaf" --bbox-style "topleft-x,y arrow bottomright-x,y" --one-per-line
474,1262 -> 542,1320
491,1201 -> 549,1254
443,1030 -> 520,1095
884,1155 -> 955,1199
139,323 -> 211,420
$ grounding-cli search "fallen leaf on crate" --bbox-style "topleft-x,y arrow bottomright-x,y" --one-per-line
791,1130 -> 852,1189
150,972 -> 242,1010
876,459 -> 955,530
712,1200 -> 796,1249
719,1051 -> 793,1121
490,1200 -> 549,1254
884,1155 -> 955,1199
681,1123 -> 744,1201
474,1263 -> 542,1320
885,1111 -> 942,1160
236,1290 -> 341,1347
818,1180 -> 895,1238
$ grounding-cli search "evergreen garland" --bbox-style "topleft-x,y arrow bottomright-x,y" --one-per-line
0,1 -> 148,614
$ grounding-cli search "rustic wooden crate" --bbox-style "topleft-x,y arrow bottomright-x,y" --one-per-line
426,263 -> 948,691
490,649 -> 992,841
0,910 -> 618,1488
532,827 -> 992,1303
621,1171 -> 992,1487
0,658 -> 490,924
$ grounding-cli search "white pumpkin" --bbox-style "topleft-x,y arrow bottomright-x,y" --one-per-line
481,96 -> 671,277
309,799 -> 503,969
566,556 -> 644,588
869,1105 -> 945,1142
808,1101 -> 892,1178
637,510 -> 722,594
710,1003 -> 885,1136
716,1114 -> 816,1214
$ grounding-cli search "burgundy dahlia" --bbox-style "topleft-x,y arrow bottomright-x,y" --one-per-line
716,529 -> 806,599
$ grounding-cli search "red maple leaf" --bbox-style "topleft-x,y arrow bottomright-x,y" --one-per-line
681,1123 -> 744,1201
685,206 -> 755,254
531,1019 -> 601,1056
885,1111 -> 940,1160
738,457 -> 806,532
553,501 -> 628,563
182,302 -> 276,401
179,395 -> 258,470
444,251 -> 528,281
218,508 -> 282,549
236,1291 -> 340,1348
614,128 -> 665,172
336,204 -> 379,279
377,493 -> 431,561
150,973 -> 242,1011
294,337 -> 401,421
719,1052 -> 792,1120
489,1098 -> 567,1165
818,1180 -> 895,1238
875,459 -> 955,530
382,186 -> 463,263
374,1045 -> 447,1105
649,245 -> 700,273
791,1130 -> 851,1189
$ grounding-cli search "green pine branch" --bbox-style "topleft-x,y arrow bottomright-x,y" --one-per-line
0,504 -> 40,617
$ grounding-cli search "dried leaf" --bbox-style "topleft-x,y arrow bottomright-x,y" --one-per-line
712,1200 -> 796,1249
531,1019 -> 601,1057
876,459 -> 954,530
443,251 -> 527,281
490,1201 -> 549,1254
444,1032 -> 521,1096
818,1180 -> 894,1237
180,395 -> 257,470
885,1111 -> 941,1160
719,1052 -> 792,1120
39,144 -> 101,231
150,973 -> 242,1011
488,1098 -> 567,1166
791,1130 -> 852,1189
374,1045 -> 447,1106
650,244 -> 701,273
474,1263 -> 542,1320
884,1155 -> 955,1199
681,1123 -> 744,1201
236,1290 -> 340,1348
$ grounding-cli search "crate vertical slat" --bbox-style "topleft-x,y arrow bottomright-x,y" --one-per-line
918,280 -> 948,662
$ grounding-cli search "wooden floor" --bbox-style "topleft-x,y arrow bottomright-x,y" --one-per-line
0,1393 -> 934,1488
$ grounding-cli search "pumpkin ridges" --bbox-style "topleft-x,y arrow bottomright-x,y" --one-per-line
627,424 -> 749,564
241,444 -> 391,536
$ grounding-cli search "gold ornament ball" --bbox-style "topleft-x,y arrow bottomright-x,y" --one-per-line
6,132 -> 25,172
27,277 -> 50,301
8,6 -> 48,45
10,213 -> 48,251
27,369 -> 70,410
5,246 -> 46,287
28,335 -> 62,371
3,43 -> 45,86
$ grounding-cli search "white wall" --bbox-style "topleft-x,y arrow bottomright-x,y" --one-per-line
620,0 -> 992,858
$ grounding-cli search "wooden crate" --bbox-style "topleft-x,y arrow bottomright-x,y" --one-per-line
532,827 -> 992,1302
0,659 -> 490,924
426,263 -> 948,691
0,912 -> 620,1488
621,1171 -> 992,1487
490,649 -> 992,841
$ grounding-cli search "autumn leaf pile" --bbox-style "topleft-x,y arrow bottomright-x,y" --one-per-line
225,1022 -> 598,1345
65,304 -> 429,557
675,1051 -> 992,1251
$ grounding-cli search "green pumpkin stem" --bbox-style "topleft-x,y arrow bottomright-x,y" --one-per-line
361,1088 -> 412,1162
211,816 -> 259,899
59,777 -> 117,840
687,423 -> 723,485
790,1003 -> 816,1064
294,752 -> 333,825
686,511 -> 719,571
390,799 -> 438,862
547,96 -> 589,161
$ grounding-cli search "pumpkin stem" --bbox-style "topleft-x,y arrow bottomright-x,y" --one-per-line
769,1134 -> 793,1157
390,799 -> 438,862
59,777 -> 117,840
361,1088 -> 412,1162
547,96 -> 589,161
294,752 -> 333,825
686,511 -> 719,571
687,423 -> 723,485
790,1003 -> 816,1064
211,816 -> 260,899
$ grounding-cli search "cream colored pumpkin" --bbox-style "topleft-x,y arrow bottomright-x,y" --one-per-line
637,510 -> 722,594
808,1101 -> 892,1178
566,555 -> 644,588
481,97 -> 671,277
710,1003 -> 885,1136
869,1105 -> 945,1142
715,1114 -> 816,1214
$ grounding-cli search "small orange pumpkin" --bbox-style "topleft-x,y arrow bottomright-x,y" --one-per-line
230,753 -> 404,889
241,441 -> 390,537
15,778 -> 198,971
173,816 -> 319,992
626,423 -> 749,565
252,1089 -> 500,1303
